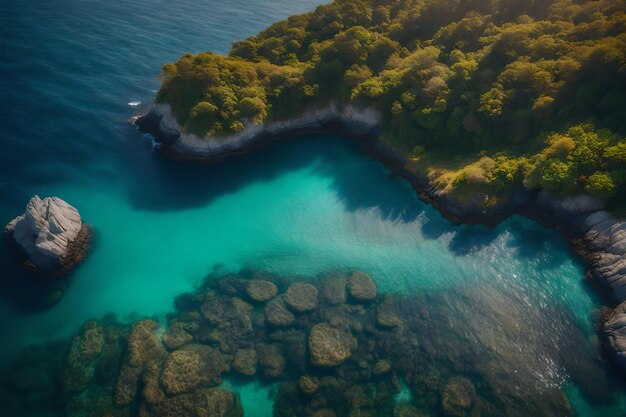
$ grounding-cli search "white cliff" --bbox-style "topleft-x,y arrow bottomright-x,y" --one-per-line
148,103 -> 382,157
5,196 -> 85,270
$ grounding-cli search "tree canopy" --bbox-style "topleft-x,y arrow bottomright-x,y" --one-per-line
157,0 -> 626,207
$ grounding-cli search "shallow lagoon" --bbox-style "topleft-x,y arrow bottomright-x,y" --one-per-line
1,0 -> 626,416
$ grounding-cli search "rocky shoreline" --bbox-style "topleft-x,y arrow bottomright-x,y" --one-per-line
136,103 -> 626,371
135,103 -> 383,158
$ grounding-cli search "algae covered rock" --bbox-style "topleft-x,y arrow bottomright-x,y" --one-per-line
160,344 -> 231,395
442,377 -> 476,417
200,388 -> 243,417
347,272 -> 377,302
321,275 -> 347,306
162,322 -> 193,351
284,282 -> 319,312
127,320 -> 166,367
160,349 -> 203,395
5,195 -> 91,272
373,359 -> 392,376
345,384 -> 375,416
376,295 -> 403,328
246,280 -> 278,302
142,387 -> 242,417
257,343 -> 285,378
200,293 -> 254,353
308,323 -> 357,367
61,321 -> 105,393
114,320 -> 166,407
233,348 -> 257,376
264,297 -> 295,327
298,375 -> 320,395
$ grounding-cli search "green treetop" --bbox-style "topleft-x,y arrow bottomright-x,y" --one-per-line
156,0 -> 626,207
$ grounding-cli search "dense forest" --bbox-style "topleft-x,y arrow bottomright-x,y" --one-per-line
156,0 -> 626,207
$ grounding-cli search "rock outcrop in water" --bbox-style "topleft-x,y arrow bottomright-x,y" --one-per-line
2,269 -> 608,417
4,195 -> 91,273
578,212 -> 626,300
604,300 -> 626,368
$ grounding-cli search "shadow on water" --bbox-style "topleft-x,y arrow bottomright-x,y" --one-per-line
447,225 -> 500,256
418,205 -> 575,266
123,134 -> 425,223
505,218 -> 574,267
0,240 -> 68,313
0,230 -> 99,314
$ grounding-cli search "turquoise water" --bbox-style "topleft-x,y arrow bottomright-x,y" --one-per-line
1,1 -> 625,416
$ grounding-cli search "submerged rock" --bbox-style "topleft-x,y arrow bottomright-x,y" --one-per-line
114,320 -> 166,407
373,359 -> 392,376
308,323 -> 357,367
5,195 -> 91,273
284,282 -> 319,312
376,295 -> 403,328
141,387 -> 243,417
61,321 -> 105,393
257,343 -> 285,378
200,293 -> 254,353
265,296 -> 296,327
298,375 -> 320,395
442,377 -> 476,417
347,271 -> 377,302
246,280 -> 278,302
321,275 -> 347,306
162,321 -> 193,350
161,349 -> 203,395
233,348 -> 257,376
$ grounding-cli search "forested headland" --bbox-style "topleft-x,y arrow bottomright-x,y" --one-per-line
156,0 -> 626,209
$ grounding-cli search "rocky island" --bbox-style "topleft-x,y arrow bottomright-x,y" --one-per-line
5,195 -> 91,274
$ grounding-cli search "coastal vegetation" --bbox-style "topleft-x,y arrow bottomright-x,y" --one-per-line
156,0 -> 626,207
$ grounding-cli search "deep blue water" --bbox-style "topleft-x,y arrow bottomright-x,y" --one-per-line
1,1 -> 626,416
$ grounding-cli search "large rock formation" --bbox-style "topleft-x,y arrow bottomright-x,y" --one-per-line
579,212 -> 626,300
5,195 -> 90,273
347,271 -> 377,302
604,300 -> 626,368
284,282 -> 319,313
308,323 -> 356,367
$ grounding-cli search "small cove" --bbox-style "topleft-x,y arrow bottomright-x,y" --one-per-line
1,0 -> 626,416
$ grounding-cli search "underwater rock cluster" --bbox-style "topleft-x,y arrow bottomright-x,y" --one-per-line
0,269 -> 612,417
4,195 -> 91,274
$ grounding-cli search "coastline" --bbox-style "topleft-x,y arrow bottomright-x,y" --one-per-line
135,103 -> 626,369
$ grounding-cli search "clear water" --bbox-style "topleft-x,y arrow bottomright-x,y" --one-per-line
223,379 -> 277,417
1,1 -> 625,416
